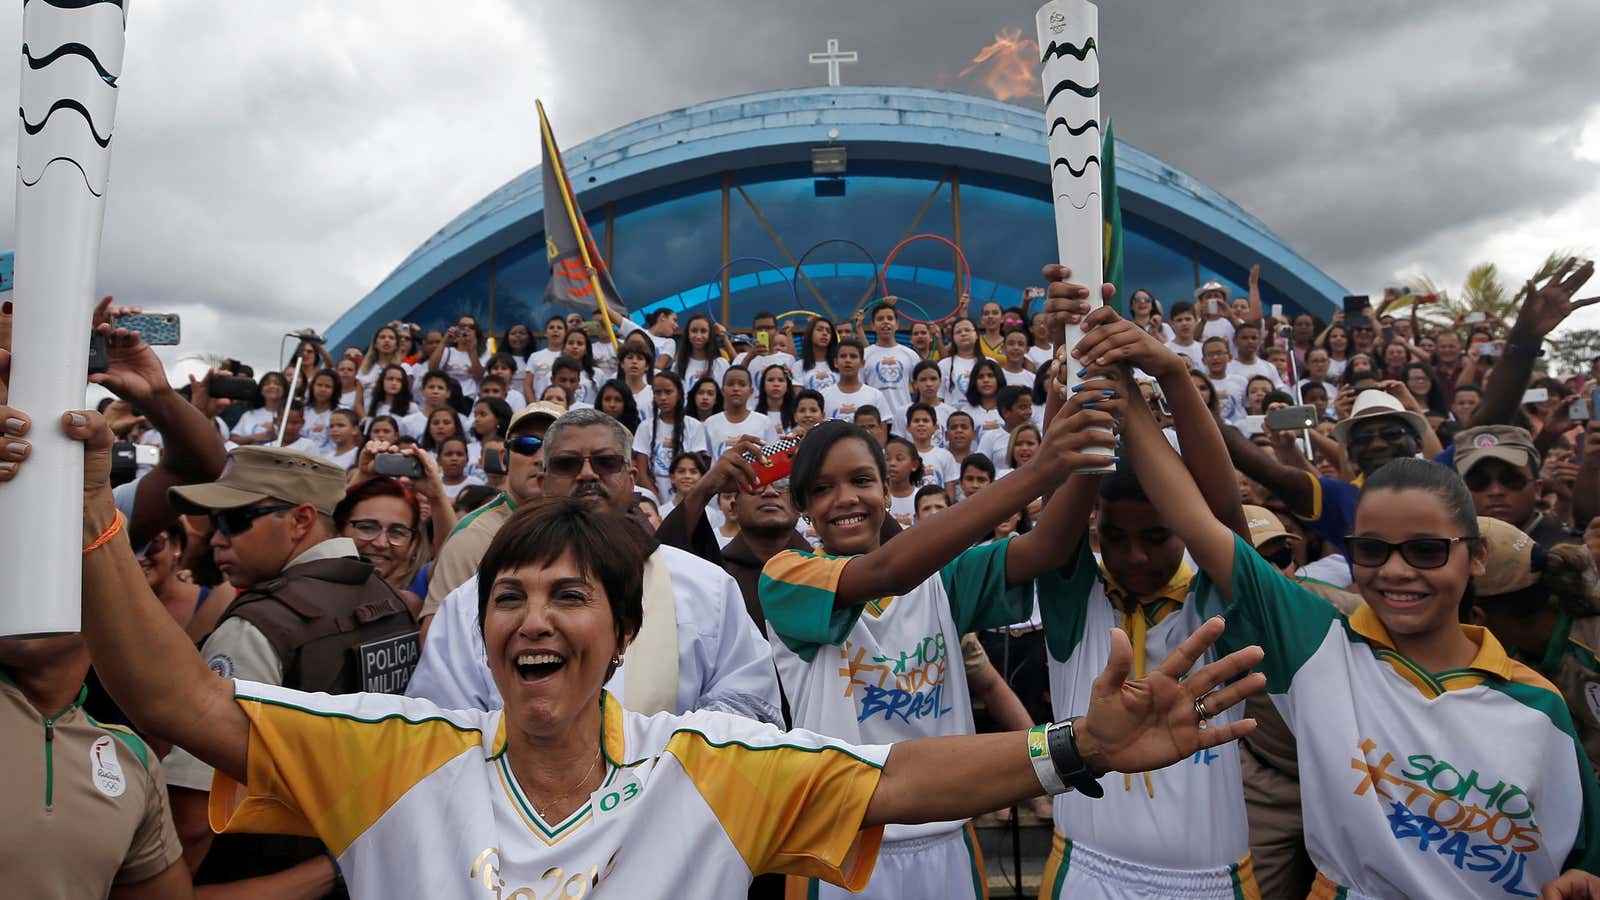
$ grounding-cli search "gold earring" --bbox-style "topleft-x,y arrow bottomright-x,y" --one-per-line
611,654 -> 624,667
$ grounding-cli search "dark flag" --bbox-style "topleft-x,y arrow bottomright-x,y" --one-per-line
538,101 -> 624,347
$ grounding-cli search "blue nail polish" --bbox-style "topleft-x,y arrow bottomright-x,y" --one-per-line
1101,389 -> 1115,396
1070,384 -> 1086,393
1075,367 -> 1087,378
1083,401 -> 1097,409
1110,456 -> 1121,464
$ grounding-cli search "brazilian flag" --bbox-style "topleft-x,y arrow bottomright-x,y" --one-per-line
1102,119 -> 1125,314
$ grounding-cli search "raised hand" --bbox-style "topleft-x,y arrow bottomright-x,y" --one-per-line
1070,306 -> 1186,378
1512,258 -> 1597,340
1032,383 -> 1121,480
702,436 -> 765,495
1039,264 -> 1112,347
89,296 -> 172,407
1074,616 -> 1264,776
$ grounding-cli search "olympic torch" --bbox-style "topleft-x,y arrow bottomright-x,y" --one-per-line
0,0 -> 128,636
1037,0 -> 1112,471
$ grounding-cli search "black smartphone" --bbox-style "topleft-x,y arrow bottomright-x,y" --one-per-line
373,452 -> 424,479
1342,295 -> 1371,321
88,332 -> 109,375
109,441 -> 137,487
481,448 -> 508,476
1265,404 -> 1318,432
207,375 -> 258,400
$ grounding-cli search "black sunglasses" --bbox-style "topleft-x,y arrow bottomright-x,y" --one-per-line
545,453 -> 628,478
1347,424 -> 1413,447
1344,535 -> 1470,570
1464,466 -> 1530,492
211,502 -> 297,537
1261,545 -> 1296,570
506,435 -> 544,457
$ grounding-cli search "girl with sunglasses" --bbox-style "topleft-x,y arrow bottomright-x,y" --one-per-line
1079,306 -> 1600,898
633,371 -> 707,502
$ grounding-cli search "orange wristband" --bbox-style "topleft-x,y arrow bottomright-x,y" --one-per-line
84,511 -> 125,554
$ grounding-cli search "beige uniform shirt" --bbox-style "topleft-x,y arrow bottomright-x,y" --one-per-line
422,493 -> 516,618
0,675 -> 183,898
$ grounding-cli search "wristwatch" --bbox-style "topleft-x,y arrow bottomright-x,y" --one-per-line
1047,718 -> 1105,798
1505,340 -> 1545,358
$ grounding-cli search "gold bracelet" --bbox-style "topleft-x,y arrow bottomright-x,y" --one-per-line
83,510 -> 125,554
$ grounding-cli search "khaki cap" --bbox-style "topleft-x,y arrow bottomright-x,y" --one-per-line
507,400 -> 566,435
1242,504 -> 1298,548
1475,516 -> 1540,596
1454,425 -> 1541,477
169,446 -> 347,516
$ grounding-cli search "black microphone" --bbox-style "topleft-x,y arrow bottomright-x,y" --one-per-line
286,329 -> 326,345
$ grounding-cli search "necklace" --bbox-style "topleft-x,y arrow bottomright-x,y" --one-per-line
531,749 -> 603,820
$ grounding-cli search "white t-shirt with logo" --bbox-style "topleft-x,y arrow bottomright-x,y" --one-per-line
862,344 -> 922,423
791,360 -> 836,394
821,384 -> 888,423
936,356 -> 977,406
632,415 -> 709,501
701,411 -> 779,457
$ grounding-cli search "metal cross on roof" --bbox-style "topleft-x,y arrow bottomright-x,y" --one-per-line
808,38 -> 857,87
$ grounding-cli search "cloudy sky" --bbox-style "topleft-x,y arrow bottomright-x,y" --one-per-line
1,0 -> 1597,380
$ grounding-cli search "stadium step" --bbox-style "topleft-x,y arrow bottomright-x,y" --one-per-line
975,806 -> 1053,899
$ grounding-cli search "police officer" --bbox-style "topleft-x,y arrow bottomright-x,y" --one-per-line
162,446 -> 418,896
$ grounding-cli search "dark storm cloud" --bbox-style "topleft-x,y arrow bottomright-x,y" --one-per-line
0,0 -> 1593,370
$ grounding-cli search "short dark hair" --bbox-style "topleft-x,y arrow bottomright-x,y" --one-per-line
1262,390 -> 1295,408
852,405 -> 883,423
1202,336 -> 1230,351
1098,468 -> 1150,504
870,301 -> 897,321
790,421 -> 885,511
1170,301 -> 1197,319
552,356 -> 582,375
997,385 -> 1031,415
960,454 -> 996,478
647,309 -> 676,326
476,498 -> 657,657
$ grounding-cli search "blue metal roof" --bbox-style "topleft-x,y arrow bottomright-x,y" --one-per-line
327,85 -> 1344,348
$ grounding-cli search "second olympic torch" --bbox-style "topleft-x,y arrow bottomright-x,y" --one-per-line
1036,0 -> 1112,471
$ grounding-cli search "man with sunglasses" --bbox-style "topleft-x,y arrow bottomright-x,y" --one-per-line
420,401 -> 564,639
1455,425 -> 1580,549
411,408 -> 782,726
161,445 -> 419,896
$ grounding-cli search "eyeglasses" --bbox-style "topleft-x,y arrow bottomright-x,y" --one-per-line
506,435 -> 544,457
1464,466 -> 1530,492
1347,424 -> 1414,447
545,453 -> 628,478
1344,535 -> 1470,570
1261,544 -> 1296,570
210,502 -> 297,538
346,519 -> 417,546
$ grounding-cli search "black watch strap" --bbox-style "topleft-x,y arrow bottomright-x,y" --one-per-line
1505,340 -> 1545,358
1047,718 -> 1104,798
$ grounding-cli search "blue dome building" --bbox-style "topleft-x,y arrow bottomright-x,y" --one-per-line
325,86 -> 1344,349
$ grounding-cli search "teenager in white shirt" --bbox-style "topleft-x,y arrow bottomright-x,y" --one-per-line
883,436 -> 922,528
647,308 -> 680,370
863,303 -> 922,423
702,366 -> 779,455
792,316 -> 837,393
1226,321 -> 1283,388
230,371 -> 290,446
735,311 -> 798,397
674,314 -> 731,388
523,316 -> 568,399
901,361 -> 955,444
633,370 -> 709,501
1163,302 -> 1205,371
318,408 -> 362,470
754,363 -> 797,434
1201,337 -> 1250,424
905,403 -> 958,492
560,330 -> 604,406
938,318 -> 982,405
821,342 -> 887,422
942,410 -> 979,498
366,363 -> 415,423
429,315 -> 486,400
962,358 -> 1007,436
301,368 -> 340,453
334,358 -> 364,419
435,435 -> 485,500
1026,311 -> 1058,369
977,386 -> 1035,468
999,330 -> 1037,390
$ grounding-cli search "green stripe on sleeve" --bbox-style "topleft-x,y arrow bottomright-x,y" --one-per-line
759,556 -> 865,664
1195,533 -> 1342,693
1038,535 -> 1099,663
939,537 -> 1031,633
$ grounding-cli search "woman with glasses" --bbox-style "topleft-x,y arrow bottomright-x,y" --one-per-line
1084,305 -> 1600,898
352,441 -> 458,577
336,477 -> 427,618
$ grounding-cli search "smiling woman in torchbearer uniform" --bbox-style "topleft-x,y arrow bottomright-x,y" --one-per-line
25,398 -> 1272,899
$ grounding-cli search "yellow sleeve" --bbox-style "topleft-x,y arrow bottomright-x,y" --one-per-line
209,692 -> 484,855
668,730 -> 885,890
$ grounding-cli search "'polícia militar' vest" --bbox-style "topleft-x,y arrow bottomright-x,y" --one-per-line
195,556 -> 418,893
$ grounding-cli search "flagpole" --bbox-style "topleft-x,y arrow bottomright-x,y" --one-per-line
537,101 -> 620,352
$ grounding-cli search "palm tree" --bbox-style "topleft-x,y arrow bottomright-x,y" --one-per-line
1386,252 -> 1576,329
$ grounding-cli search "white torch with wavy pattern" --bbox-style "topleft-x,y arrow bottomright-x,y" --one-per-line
1037,0 -> 1112,471
2,0 -> 128,636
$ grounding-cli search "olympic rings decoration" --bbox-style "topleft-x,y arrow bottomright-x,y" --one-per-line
877,233 -> 973,326
793,238 -> 881,321
699,256 -> 793,322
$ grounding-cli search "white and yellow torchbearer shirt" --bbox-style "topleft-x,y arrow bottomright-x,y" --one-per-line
1205,534 -> 1600,898
209,681 -> 887,898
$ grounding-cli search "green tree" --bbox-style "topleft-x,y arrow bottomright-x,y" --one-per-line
1387,252 -> 1576,330
1546,328 -> 1600,377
